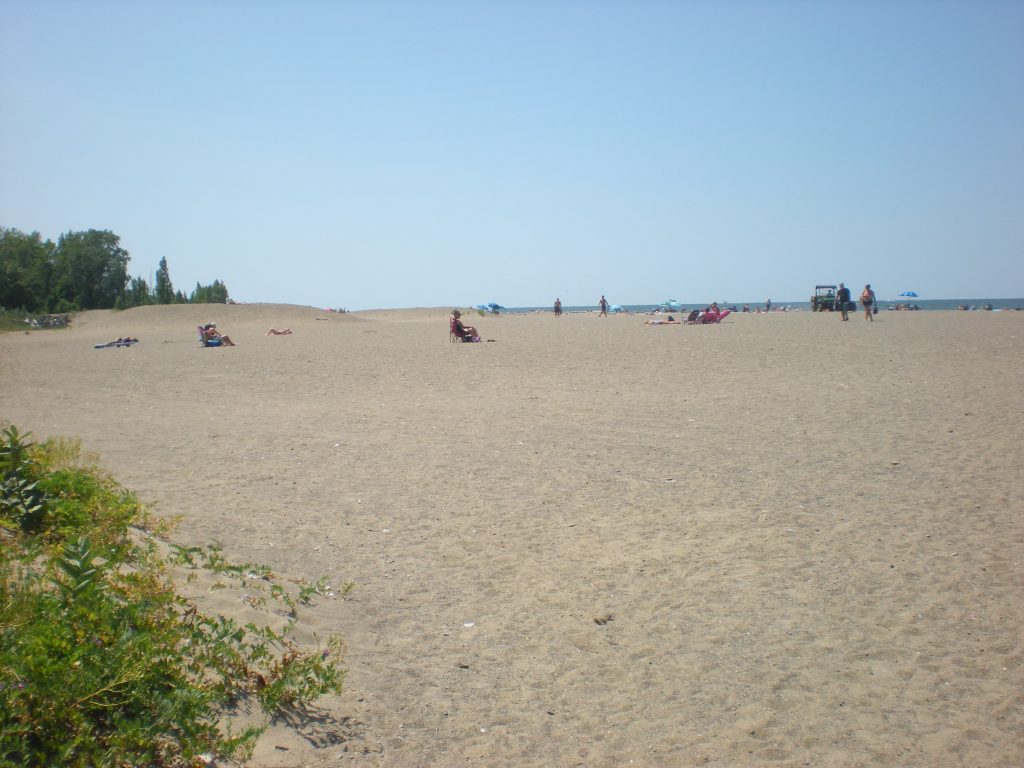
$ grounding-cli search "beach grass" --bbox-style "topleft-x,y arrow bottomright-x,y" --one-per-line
0,425 -> 346,767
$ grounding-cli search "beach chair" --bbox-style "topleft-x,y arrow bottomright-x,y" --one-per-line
449,317 -> 463,343
692,308 -> 732,324
198,325 -> 222,347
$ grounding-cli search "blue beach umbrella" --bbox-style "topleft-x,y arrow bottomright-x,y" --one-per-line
897,291 -> 919,298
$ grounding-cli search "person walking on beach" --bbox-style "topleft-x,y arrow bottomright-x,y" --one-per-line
554,298 -> 562,317
860,284 -> 876,321
599,295 -> 609,316
836,283 -> 851,321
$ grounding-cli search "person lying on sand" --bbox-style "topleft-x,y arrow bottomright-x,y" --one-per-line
644,315 -> 680,325
95,337 -> 139,348
265,328 -> 292,335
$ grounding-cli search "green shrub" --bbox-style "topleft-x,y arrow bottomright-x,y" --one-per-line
0,426 -> 47,535
0,429 -> 347,767
36,467 -> 142,550
1,428 -> 146,556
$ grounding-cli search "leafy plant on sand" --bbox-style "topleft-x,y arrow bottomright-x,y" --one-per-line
0,427 -> 347,767
167,543 -> 352,616
0,426 -> 47,534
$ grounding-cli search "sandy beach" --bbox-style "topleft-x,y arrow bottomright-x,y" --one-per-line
2,304 -> 1022,767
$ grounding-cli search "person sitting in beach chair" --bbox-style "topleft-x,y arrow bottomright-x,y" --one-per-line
450,310 -> 480,342
695,303 -> 731,324
199,323 -> 235,347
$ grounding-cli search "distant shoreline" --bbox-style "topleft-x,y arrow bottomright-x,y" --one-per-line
487,298 -> 1024,314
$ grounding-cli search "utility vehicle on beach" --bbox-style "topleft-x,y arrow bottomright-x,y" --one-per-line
811,285 -> 837,312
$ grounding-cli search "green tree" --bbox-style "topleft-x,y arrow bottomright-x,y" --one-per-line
122,276 -> 152,308
209,280 -> 229,304
52,230 -> 130,310
190,280 -> 229,304
154,256 -> 174,304
0,227 -> 55,312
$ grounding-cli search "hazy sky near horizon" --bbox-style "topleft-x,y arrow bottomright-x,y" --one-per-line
2,1 -> 1022,309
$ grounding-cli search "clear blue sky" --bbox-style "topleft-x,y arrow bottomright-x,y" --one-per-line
2,0 -> 1022,309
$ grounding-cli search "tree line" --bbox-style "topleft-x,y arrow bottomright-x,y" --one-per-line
0,226 -> 230,314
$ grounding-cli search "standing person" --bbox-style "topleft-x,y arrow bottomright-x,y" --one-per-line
836,283 -> 851,321
765,298 -> 772,312
599,295 -> 609,316
860,284 -> 876,321
554,298 -> 562,317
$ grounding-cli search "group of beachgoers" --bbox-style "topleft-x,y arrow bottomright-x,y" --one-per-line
556,296 -> 788,319
642,303 -> 732,325
199,324 -> 294,346
98,323 -> 292,348
832,283 -> 878,321
545,289 -> 885,324
599,295 -> 733,325
556,296 -> 735,320
553,296 -> 615,317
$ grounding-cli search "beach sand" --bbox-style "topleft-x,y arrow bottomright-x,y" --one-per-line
2,304 -> 1022,767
